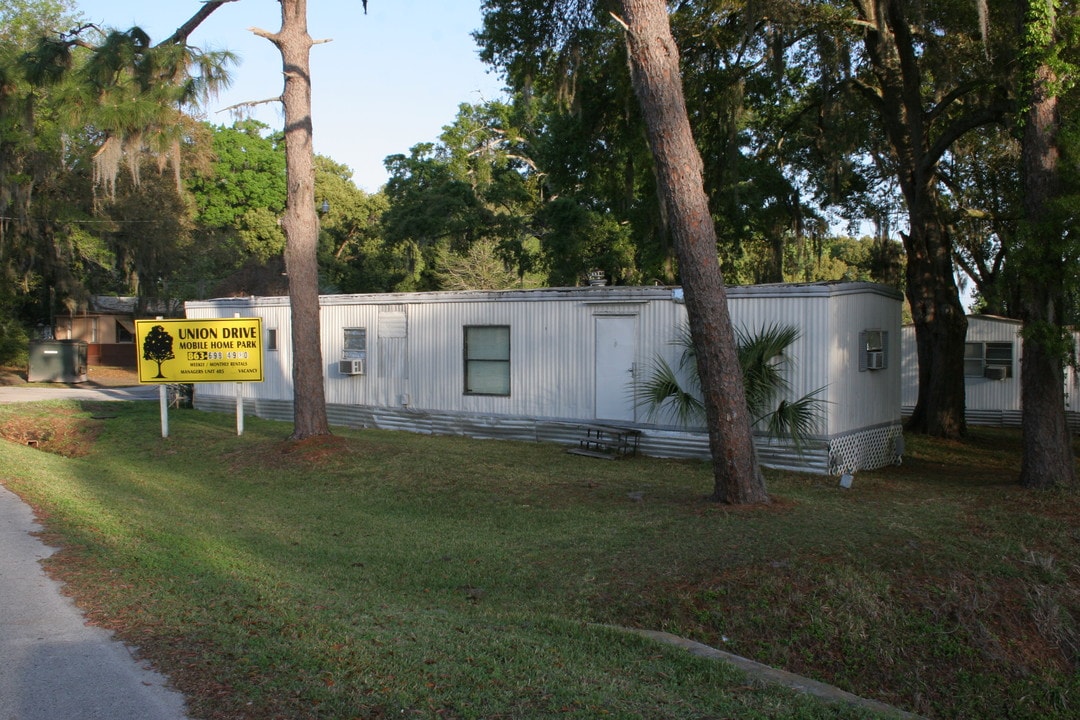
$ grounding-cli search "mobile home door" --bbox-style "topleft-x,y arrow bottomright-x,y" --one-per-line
595,315 -> 637,421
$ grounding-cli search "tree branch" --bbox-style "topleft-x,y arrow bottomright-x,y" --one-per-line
924,99 -> 1012,171
159,0 -> 239,47
926,81 -> 991,125
218,96 -> 283,113
249,26 -> 278,42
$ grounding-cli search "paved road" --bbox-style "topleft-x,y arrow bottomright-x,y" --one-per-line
0,383 -> 188,719
0,385 -> 159,404
0,484 -> 191,720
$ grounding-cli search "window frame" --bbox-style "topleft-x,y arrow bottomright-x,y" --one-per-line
463,325 -> 511,396
114,319 -> 133,343
858,329 -> 889,371
965,341 -> 1014,378
343,327 -> 367,360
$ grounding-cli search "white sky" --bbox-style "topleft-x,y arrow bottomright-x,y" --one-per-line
74,0 -> 507,193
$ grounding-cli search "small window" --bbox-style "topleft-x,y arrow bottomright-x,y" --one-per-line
859,329 -> 888,371
114,319 -> 133,343
266,328 -> 278,351
465,325 -> 510,396
965,341 -> 1013,378
343,327 -> 367,360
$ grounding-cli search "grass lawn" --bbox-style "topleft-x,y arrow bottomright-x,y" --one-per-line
0,399 -> 1077,719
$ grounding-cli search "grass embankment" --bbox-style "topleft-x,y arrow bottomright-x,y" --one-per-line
0,400 -> 1076,719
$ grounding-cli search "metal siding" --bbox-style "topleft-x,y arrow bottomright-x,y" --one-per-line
324,303 -> 384,407
394,296 -> 596,419
189,283 -> 903,472
899,325 -> 919,409
962,316 -> 1023,412
635,300 -> 690,425
194,394 -> 837,473
1068,334 -> 1080,413
728,292 -> 833,431
901,315 -> 1031,416
376,307 -> 409,406
723,283 -> 901,436
826,290 -> 902,435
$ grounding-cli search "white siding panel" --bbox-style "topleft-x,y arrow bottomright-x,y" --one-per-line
187,283 -> 904,473
900,325 -> 918,410
826,290 -> 902,435
902,315 -> 1026,417
400,295 -> 604,420
963,316 -> 1023,413
729,293 -> 832,430
726,284 -> 901,437
902,315 -> 1080,423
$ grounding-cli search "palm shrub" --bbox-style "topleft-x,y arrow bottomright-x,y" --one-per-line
635,323 -> 824,449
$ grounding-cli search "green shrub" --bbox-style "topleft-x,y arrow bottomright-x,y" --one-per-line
0,314 -> 30,367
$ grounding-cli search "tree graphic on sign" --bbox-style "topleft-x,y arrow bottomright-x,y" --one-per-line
143,325 -> 175,379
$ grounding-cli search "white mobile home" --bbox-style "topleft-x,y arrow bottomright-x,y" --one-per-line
901,314 -> 1080,428
185,282 -> 903,474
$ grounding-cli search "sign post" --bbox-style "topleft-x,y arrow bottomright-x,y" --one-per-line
234,313 -> 244,436
135,317 -> 264,437
159,385 -> 169,438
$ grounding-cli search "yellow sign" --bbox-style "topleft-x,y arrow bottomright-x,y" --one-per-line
135,318 -> 264,383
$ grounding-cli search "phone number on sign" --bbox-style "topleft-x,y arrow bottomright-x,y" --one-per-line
185,351 -> 251,361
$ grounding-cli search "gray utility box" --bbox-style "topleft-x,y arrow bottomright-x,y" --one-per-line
28,340 -> 88,383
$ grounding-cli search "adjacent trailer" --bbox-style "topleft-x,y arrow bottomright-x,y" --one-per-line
901,314 -> 1080,429
186,282 -> 903,474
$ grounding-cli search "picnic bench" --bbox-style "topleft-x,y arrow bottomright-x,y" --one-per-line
565,424 -> 641,459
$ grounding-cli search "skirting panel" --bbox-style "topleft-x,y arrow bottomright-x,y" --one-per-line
195,394 -> 870,475
827,422 -> 904,475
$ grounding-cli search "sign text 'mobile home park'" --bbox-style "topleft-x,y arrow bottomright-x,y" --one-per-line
135,318 -> 264,384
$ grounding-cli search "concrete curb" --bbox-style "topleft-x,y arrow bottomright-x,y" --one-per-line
0,385 -> 158,404
606,626 -> 928,719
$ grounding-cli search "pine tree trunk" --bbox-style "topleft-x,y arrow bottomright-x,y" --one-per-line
617,0 -> 767,504
1018,10 -> 1076,490
268,0 -> 330,440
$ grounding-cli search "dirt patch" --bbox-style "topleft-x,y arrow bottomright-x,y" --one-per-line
0,407 -> 105,457
0,367 -> 25,387
85,365 -> 140,386
0,365 -> 138,388
278,434 -> 351,464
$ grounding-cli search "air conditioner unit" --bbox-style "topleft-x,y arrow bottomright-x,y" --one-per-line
338,358 -> 365,376
984,365 -> 1007,381
866,350 -> 885,370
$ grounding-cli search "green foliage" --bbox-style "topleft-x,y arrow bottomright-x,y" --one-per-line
1,2 -> 236,326
433,238 -> 527,290
0,311 -> 31,366
538,198 -> 638,286
235,207 -> 287,262
0,0 -> 73,45
636,322 -> 824,448
782,235 -> 905,288
381,101 -> 543,289
1020,0 -> 1078,112
188,120 -> 286,229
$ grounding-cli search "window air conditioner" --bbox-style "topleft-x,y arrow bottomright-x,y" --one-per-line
984,365 -> 1007,380
339,358 -> 365,375
866,350 -> 885,370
